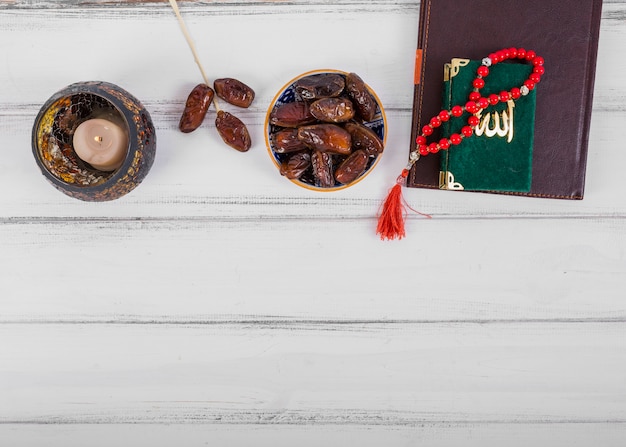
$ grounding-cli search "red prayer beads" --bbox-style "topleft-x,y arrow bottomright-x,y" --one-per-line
378,47 -> 545,240
407,47 -> 544,166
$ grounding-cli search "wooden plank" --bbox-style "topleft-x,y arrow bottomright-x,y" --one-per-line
1,0 -> 420,11
1,217 -> 625,322
1,424 -> 624,447
1,322 -> 625,423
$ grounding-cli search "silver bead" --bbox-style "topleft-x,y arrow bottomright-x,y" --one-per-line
409,151 -> 419,162
520,85 -> 530,96
481,57 -> 492,67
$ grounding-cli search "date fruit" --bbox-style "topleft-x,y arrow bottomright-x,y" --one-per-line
215,110 -> 251,152
270,102 -> 316,128
334,149 -> 368,184
280,151 -> 311,179
311,150 -> 334,188
214,78 -> 255,108
271,129 -> 309,154
297,124 -> 351,155
344,122 -> 384,156
294,73 -> 345,100
346,72 -> 377,122
310,97 -> 355,123
179,83 -> 214,133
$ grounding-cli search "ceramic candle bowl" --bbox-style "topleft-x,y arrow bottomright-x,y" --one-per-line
32,81 -> 156,201
265,69 -> 386,191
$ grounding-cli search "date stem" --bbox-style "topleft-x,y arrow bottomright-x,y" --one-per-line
168,0 -> 222,113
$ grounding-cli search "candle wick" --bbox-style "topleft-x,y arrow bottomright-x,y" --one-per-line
94,135 -> 103,143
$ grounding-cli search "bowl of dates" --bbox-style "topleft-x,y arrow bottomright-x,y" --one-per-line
265,69 -> 386,191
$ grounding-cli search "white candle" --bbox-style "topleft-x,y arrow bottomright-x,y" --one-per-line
73,118 -> 128,171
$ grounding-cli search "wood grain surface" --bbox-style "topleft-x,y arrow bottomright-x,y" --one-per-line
1,1 -> 625,445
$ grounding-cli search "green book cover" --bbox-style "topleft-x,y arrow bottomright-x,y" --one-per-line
439,59 -> 536,192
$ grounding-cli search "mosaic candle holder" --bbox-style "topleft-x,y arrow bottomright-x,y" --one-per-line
32,81 -> 156,201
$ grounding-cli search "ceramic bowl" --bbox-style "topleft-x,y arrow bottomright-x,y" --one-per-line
265,69 -> 387,191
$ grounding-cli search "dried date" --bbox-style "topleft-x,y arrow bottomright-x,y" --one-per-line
215,110 -> 251,152
297,124 -> 352,155
280,151 -> 311,179
214,78 -> 255,108
294,73 -> 345,100
311,150 -> 334,188
269,102 -> 316,128
179,84 -> 214,133
309,97 -> 355,123
334,149 -> 368,184
271,129 -> 309,154
344,122 -> 384,156
345,72 -> 377,122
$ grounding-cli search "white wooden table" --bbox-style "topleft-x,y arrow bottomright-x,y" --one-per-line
1,1 -> 625,445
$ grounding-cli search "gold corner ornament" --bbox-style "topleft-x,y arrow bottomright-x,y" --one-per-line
439,171 -> 465,190
444,58 -> 470,81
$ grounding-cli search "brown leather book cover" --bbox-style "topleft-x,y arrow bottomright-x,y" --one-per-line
408,0 -> 603,199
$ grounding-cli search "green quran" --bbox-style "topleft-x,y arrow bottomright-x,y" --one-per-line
439,59 -> 536,192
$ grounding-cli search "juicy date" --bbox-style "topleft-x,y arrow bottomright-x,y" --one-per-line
280,151 -> 311,179
344,122 -> 384,156
294,73 -> 345,100
311,150 -> 334,188
214,78 -> 255,108
271,129 -> 309,154
345,72 -> 377,122
179,83 -> 214,133
215,110 -> 251,152
309,97 -> 355,123
297,124 -> 351,155
334,149 -> 368,184
269,102 -> 316,128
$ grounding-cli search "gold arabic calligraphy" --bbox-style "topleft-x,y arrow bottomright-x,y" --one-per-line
474,99 -> 515,143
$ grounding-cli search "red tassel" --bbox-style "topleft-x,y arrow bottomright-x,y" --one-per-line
376,182 -> 406,240
377,169 -> 432,240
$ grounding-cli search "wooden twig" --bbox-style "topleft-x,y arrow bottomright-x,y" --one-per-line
168,0 -> 221,112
